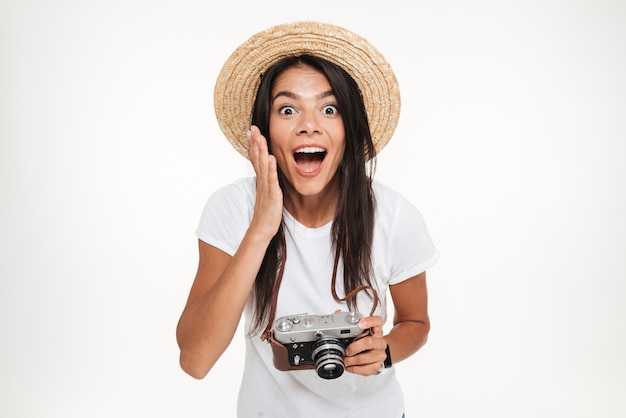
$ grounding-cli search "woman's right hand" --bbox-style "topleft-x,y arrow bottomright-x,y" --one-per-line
247,125 -> 283,240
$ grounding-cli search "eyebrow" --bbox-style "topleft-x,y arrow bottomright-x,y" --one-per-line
272,90 -> 335,102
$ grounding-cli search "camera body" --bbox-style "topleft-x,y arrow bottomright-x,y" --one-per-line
272,311 -> 365,379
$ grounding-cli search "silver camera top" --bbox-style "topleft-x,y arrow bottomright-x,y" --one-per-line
273,311 -> 364,344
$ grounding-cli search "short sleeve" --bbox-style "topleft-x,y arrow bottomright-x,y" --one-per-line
373,182 -> 439,285
195,177 -> 255,256
387,196 -> 439,284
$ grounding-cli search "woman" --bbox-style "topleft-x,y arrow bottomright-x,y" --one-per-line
176,21 -> 439,417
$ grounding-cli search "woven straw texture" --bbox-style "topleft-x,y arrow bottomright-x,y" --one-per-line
213,21 -> 401,159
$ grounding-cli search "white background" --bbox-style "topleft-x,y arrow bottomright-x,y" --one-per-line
2,0 -> 625,417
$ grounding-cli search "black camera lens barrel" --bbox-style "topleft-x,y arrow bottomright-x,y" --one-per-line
311,338 -> 347,379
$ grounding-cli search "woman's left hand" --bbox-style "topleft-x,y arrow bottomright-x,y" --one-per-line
343,315 -> 387,376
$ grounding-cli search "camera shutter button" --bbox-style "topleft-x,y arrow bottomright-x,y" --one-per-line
276,318 -> 292,332
346,311 -> 360,324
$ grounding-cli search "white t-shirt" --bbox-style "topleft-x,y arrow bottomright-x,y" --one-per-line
196,176 -> 439,418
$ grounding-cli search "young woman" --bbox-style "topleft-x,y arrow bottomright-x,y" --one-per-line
176,22 -> 439,417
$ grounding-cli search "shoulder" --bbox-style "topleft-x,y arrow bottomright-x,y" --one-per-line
199,176 -> 256,221
372,180 -> 421,218
372,180 -> 406,203
371,180 -> 433,241
371,180 -> 439,281
196,177 -> 256,251
205,176 -> 256,208
211,176 -> 256,199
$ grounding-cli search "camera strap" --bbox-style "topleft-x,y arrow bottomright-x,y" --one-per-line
329,245 -> 379,317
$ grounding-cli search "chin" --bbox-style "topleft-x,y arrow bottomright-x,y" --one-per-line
291,172 -> 340,196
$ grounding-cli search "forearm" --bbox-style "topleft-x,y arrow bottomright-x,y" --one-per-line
384,318 -> 430,364
176,231 -> 271,378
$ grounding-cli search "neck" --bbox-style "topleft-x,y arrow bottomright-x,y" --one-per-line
284,177 -> 340,228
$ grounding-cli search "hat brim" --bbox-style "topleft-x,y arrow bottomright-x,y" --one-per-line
213,21 -> 400,160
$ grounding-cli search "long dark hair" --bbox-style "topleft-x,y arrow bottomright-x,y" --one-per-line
249,55 -> 377,336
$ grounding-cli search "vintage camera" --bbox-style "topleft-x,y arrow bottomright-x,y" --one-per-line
272,311 -> 366,379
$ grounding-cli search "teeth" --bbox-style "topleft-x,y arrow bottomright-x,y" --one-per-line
295,147 -> 325,154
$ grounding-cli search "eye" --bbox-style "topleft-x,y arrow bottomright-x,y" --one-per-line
279,105 -> 296,116
322,104 -> 338,116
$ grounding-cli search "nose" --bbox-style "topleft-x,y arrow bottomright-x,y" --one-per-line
296,112 -> 321,135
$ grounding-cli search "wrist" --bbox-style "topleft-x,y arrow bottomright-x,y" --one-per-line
245,224 -> 277,247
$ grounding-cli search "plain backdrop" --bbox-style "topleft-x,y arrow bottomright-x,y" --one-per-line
1,0 -> 625,417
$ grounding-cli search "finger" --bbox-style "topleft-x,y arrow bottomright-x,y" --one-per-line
358,316 -> 384,337
345,335 -> 387,357
267,154 -> 279,191
345,346 -> 386,364
358,315 -> 383,329
345,349 -> 386,376
345,362 -> 383,377
248,126 -> 269,180
247,128 -> 260,170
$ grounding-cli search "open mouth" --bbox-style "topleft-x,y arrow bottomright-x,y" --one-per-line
294,146 -> 327,174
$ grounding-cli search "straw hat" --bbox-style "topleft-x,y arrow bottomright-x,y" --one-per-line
213,21 -> 401,159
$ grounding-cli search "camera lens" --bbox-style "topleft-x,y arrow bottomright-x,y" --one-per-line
311,338 -> 346,379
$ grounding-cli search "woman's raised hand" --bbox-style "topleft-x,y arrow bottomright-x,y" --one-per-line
247,126 -> 284,240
